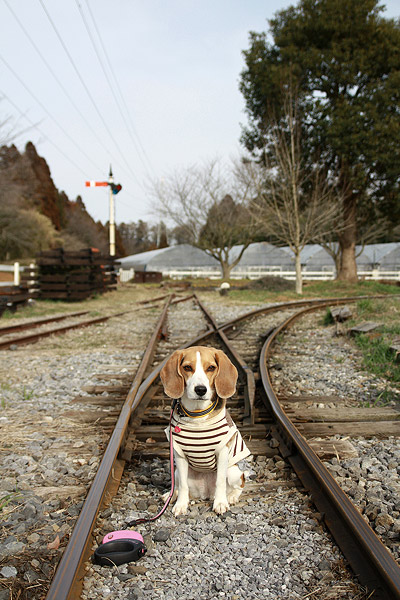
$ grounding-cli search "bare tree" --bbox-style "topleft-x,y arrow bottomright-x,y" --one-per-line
150,159 -> 255,279
241,89 -> 345,294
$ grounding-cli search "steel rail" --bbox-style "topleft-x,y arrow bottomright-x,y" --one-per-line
46,293 -> 400,599
0,311 -> 133,350
193,293 -> 256,424
46,294 -> 210,600
46,296 -> 173,600
0,310 -> 90,336
259,303 -> 400,600
219,293 -> 400,333
0,295 -> 195,349
46,294 -> 235,600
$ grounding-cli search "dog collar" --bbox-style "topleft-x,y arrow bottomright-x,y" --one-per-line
177,397 -> 219,419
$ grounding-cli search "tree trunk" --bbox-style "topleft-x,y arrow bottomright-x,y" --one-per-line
295,251 -> 302,294
337,193 -> 358,282
334,251 -> 341,280
221,262 -> 232,280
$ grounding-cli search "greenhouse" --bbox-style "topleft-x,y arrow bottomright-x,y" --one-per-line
116,242 -> 400,281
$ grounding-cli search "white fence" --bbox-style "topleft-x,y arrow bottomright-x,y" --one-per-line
0,262 -> 23,285
118,268 -> 135,282
118,266 -> 400,282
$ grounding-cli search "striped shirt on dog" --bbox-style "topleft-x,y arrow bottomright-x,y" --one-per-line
165,407 -> 251,472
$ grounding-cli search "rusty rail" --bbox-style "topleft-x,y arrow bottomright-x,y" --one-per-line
259,303 -> 400,600
46,293 -> 244,600
46,293 -> 400,599
0,311 -> 131,350
193,293 -> 256,424
46,297 -> 173,600
0,311 -> 90,336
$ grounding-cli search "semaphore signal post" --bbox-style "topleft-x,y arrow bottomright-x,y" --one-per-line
85,166 -> 122,256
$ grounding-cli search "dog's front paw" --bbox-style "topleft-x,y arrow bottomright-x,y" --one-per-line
213,498 -> 229,515
172,501 -> 188,516
227,488 -> 242,505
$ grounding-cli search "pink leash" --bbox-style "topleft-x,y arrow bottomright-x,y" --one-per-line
123,398 -> 177,528
92,399 -> 177,566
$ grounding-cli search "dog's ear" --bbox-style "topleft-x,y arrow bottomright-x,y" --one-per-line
160,350 -> 184,398
214,349 -> 238,398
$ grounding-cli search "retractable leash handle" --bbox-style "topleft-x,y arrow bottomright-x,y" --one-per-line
92,399 -> 177,567
125,398 -> 177,528
93,531 -> 146,566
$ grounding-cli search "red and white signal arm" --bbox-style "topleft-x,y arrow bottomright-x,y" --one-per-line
85,181 -> 109,187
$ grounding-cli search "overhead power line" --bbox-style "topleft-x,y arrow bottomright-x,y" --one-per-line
81,0 -> 155,177
1,91 -> 138,215
1,90 -> 90,176
38,0 -> 139,183
0,53 -> 104,173
3,0 -> 115,162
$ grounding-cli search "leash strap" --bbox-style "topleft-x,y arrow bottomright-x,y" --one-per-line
124,399 -> 177,529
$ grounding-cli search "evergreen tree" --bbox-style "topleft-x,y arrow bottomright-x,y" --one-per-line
240,0 -> 400,281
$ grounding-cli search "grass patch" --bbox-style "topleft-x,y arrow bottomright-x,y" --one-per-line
0,286 -> 156,323
22,386 -> 34,401
354,333 -> 400,383
356,298 -> 374,316
244,276 -> 295,292
322,308 -> 334,325
208,279 -> 400,304
0,491 -> 22,516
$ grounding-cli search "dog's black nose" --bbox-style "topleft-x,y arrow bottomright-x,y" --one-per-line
194,385 -> 207,397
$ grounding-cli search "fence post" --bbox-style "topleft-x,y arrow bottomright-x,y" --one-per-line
14,262 -> 20,286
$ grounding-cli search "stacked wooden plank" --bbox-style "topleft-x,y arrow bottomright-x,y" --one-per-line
33,248 -> 117,301
0,285 -> 31,316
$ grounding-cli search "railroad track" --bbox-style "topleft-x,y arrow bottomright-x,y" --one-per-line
0,294 -> 186,350
38,292 -> 400,600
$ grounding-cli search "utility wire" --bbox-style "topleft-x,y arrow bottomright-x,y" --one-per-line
3,0 -> 115,162
1,91 -> 137,215
1,90 -> 89,176
76,0 -> 152,178
2,91 -> 137,219
82,0 -> 155,177
0,53 -> 104,173
38,0 -> 139,183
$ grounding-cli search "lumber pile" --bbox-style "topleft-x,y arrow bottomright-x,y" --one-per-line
32,248 -> 116,301
0,286 -> 31,316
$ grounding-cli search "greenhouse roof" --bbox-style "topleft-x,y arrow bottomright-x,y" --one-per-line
116,242 -> 400,272
116,244 -> 218,271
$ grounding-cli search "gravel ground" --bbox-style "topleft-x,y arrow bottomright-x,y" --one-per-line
268,310 -> 400,562
84,458 -> 362,600
0,288 -> 162,599
1,289 -> 399,600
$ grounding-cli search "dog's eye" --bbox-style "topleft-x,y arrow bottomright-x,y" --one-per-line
183,365 -> 193,372
207,365 -> 216,372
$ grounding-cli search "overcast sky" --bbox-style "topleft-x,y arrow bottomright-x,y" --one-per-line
1,0 -> 400,226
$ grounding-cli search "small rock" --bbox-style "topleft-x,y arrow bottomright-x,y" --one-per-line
376,513 -> 394,531
117,573 -> 136,581
22,503 -> 37,519
1,566 -> 18,578
128,564 -> 148,575
153,528 -> 171,542
126,588 -> 144,600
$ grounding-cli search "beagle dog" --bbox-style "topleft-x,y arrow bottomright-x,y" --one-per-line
160,345 -> 251,516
